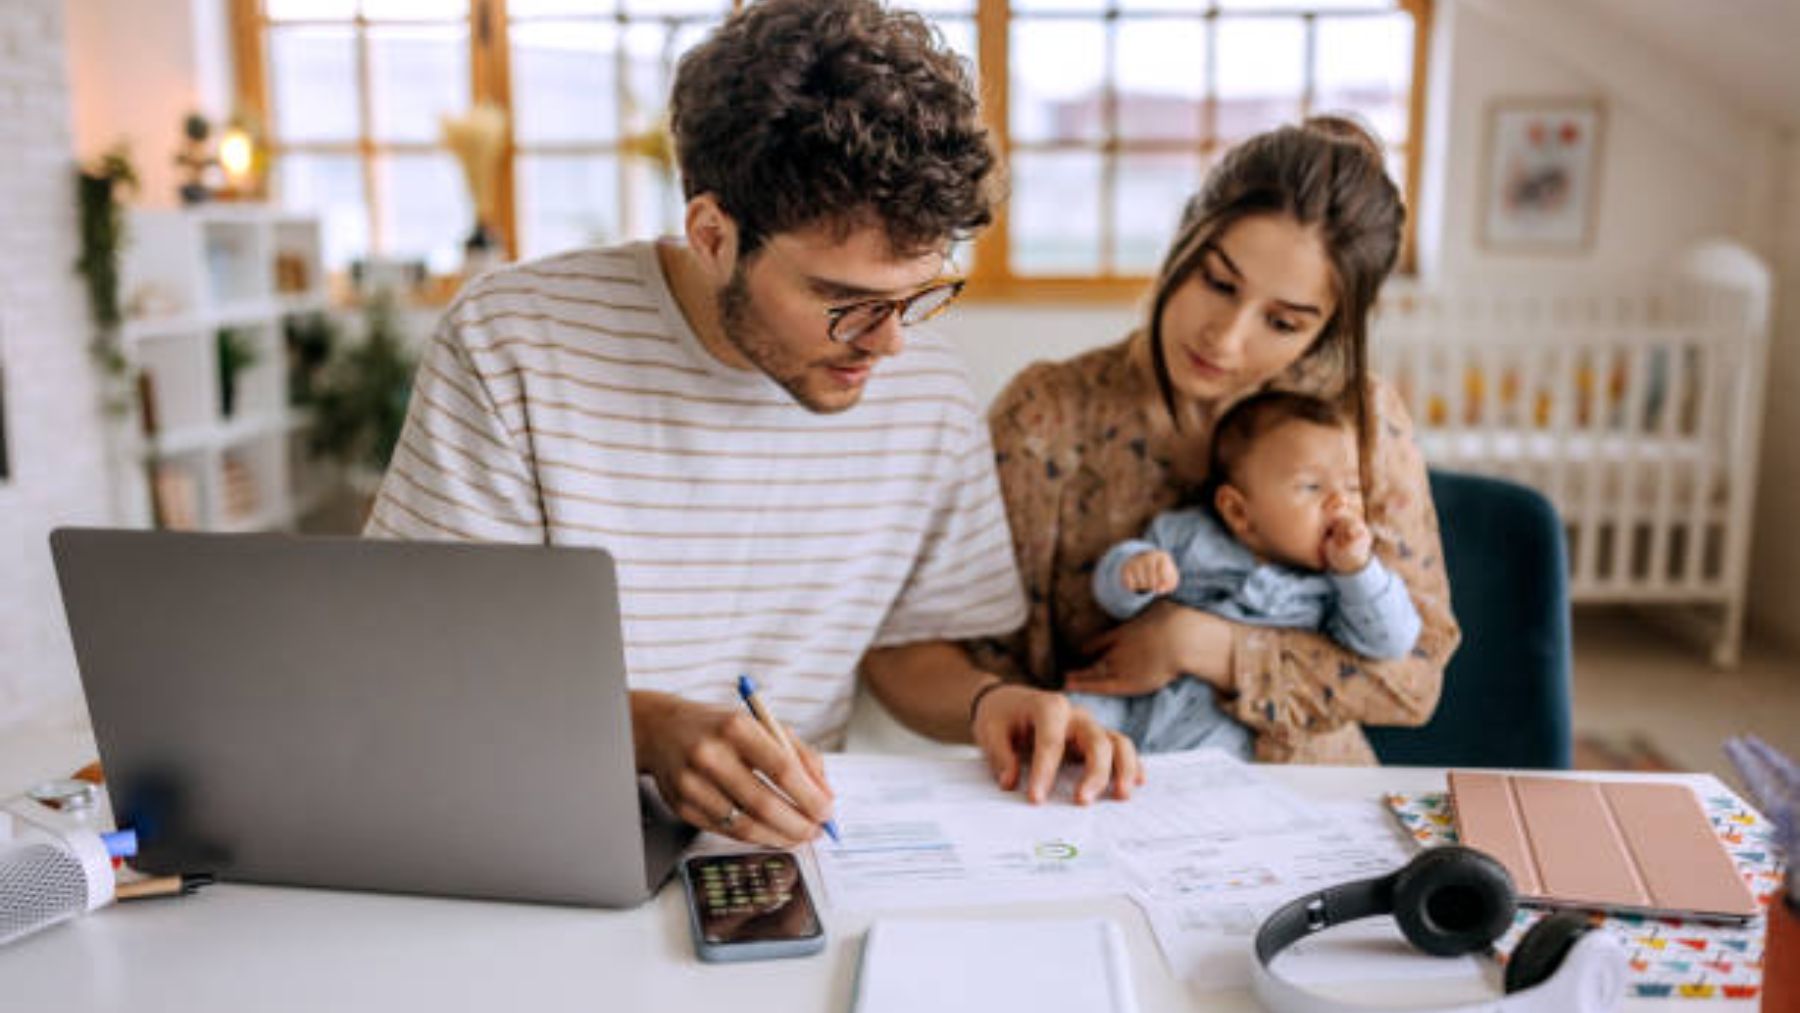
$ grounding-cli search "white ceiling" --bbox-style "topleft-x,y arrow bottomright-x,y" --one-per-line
1576,0 -> 1800,130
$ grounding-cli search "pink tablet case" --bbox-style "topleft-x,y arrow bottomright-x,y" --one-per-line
1448,771 -> 1759,921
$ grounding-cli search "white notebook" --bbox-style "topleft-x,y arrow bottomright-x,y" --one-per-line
852,917 -> 1140,1013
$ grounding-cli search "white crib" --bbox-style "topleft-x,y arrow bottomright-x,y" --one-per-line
1371,242 -> 1773,668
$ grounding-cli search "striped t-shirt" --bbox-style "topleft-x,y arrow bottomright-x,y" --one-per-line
366,241 -> 1027,746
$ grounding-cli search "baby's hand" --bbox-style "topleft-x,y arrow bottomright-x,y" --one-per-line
1323,516 -> 1373,573
1121,550 -> 1180,596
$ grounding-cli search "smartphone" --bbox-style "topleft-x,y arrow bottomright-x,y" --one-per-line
681,851 -> 826,963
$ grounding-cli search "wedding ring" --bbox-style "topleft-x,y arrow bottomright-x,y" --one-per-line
717,805 -> 743,831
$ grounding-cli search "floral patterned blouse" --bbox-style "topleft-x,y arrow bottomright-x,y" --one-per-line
969,331 -> 1461,765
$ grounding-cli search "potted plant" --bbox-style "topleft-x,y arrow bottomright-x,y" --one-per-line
216,327 -> 260,418
309,292 -> 417,494
73,144 -> 138,415
284,311 -> 337,407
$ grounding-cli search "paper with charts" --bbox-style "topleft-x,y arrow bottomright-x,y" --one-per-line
811,752 -> 1118,909
812,749 -> 1465,986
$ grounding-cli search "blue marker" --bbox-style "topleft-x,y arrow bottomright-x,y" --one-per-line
737,674 -> 841,844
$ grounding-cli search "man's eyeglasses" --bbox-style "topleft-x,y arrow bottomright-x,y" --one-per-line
824,278 -> 966,344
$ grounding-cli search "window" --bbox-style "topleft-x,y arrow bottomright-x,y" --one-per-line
238,0 -> 737,271
247,0 -> 476,273
234,0 -> 1427,296
504,1 -> 735,261
983,0 -> 1428,296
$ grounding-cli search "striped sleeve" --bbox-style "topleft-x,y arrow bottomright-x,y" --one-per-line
364,319 -> 546,544
872,401 -> 1027,647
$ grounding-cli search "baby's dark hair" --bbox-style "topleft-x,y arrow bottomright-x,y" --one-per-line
1205,390 -> 1349,498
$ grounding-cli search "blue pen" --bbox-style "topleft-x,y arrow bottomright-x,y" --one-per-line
737,674 -> 841,843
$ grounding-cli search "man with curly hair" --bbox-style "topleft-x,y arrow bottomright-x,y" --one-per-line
368,0 -> 1141,848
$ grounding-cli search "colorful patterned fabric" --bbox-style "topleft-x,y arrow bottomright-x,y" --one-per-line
1386,789 -> 1783,1001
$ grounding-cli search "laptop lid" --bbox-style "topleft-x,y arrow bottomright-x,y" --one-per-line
51,528 -> 687,907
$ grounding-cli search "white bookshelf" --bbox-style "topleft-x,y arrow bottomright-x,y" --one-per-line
115,206 -> 332,532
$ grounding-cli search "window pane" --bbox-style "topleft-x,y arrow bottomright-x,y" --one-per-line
622,156 -> 682,240
267,0 -> 356,19
1385,146 -> 1407,191
1215,16 -> 1306,141
377,154 -> 468,274
509,0 -> 615,16
517,154 -> 620,259
1010,19 -> 1106,144
1117,0 -> 1211,10
1013,0 -> 1107,11
622,20 -> 711,135
269,26 -> 359,144
276,155 -> 369,271
619,0 -> 731,14
1113,153 -> 1204,272
905,0 -> 976,12
931,17 -> 978,85
1315,13 -> 1412,143
1116,19 -> 1207,142
1219,0 -> 1394,9
368,24 -> 470,144
512,22 -> 620,144
1010,151 -> 1103,275
361,0 -> 469,19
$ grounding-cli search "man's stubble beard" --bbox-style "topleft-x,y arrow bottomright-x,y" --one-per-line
717,265 -> 870,416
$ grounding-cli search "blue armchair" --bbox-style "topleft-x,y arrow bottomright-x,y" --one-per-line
1363,470 -> 1574,769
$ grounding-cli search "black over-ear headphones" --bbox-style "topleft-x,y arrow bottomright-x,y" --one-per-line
1252,845 -> 1627,1012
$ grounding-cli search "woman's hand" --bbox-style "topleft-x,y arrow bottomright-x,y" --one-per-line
969,684 -> 1143,805
632,691 -> 836,848
1065,600 -> 1235,697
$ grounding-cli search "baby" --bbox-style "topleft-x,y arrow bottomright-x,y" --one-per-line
1072,390 -> 1423,756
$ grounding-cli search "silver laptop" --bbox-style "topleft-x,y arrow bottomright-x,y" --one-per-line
50,528 -> 690,907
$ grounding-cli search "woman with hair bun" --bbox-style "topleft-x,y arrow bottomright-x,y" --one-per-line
969,116 -> 1461,766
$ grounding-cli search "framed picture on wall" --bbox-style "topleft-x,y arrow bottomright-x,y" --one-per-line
1479,98 -> 1605,252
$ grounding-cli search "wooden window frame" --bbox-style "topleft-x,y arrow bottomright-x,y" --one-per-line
502,3 -> 743,257
233,0 -> 487,266
231,0 -> 1429,303
968,0 -> 1431,302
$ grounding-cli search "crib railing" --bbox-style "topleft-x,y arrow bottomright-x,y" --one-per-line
1373,243 -> 1771,667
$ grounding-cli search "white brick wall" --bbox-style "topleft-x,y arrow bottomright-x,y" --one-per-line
0,0 -> 117,725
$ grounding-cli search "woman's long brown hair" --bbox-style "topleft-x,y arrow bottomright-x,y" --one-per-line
1146,115 -> 1405,491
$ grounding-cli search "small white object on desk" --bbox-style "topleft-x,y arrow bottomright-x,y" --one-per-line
0,798 -> 117,948
853,916 -> 1139,1013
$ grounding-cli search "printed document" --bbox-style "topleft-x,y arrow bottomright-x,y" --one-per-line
812,749 -> 1477,987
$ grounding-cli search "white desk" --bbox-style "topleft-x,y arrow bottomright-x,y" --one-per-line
0,729 -> 1755,1012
